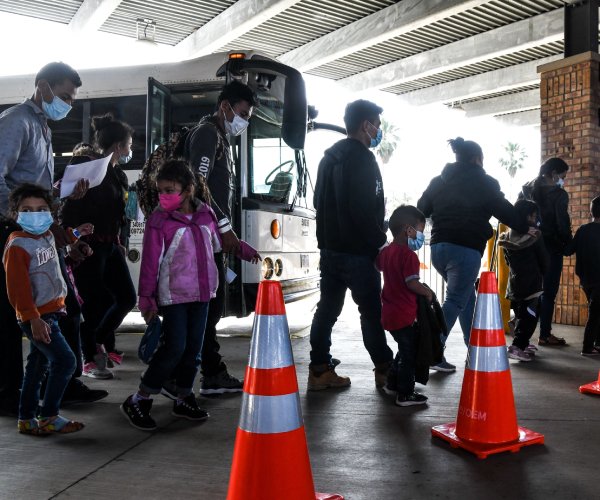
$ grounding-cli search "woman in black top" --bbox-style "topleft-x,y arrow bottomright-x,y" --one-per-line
61,114 -> 136,379
520,157 -> 572,345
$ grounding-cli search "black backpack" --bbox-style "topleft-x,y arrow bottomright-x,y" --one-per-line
136,128 -> 190,218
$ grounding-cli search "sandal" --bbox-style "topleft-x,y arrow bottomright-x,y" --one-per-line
538,334 -> 567,346
38,415 -> 85,434
17,418 -> 51,436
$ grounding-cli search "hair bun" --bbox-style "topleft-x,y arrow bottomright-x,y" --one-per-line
447,137 -> 464,154
91,113 -> 115,132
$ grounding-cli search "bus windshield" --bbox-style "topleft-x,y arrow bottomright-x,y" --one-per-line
248,90 -> 298,205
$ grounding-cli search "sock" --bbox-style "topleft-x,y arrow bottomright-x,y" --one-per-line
132,392 -> 151,404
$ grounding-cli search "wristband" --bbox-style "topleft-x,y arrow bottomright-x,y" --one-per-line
72,228 -> 81,239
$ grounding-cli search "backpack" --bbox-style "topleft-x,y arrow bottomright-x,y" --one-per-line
136,127 -> 190,218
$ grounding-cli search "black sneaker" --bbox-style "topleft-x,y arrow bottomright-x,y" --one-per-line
120,395 -> 157,431
199,369 -> 244,395
61,379 -> 108,406
395,392 -> 428,407
172,394 -> 209,421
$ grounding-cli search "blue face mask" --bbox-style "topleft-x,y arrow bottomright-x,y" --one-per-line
17,211 -> 54,235
556,178 -> 565,189
42,94 -> 72,121
408,228 -> 425,252
367,122 -> 383,148
118,150 -> 133,165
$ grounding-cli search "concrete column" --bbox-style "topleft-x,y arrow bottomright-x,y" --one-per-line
538,52 -> 600,326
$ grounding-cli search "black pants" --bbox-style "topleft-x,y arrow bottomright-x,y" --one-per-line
74,241 -> 136,362
200,252 -> 226,376
583,286 -> 600,351
540,251 -> 563,339
0,285 -> 22,402
388,324 -> 418,397
58,253 -> 83,378
511,297 -> 541,350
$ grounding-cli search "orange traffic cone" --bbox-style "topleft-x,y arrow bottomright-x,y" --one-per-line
431,271 -> 544,459
227,280 -> 343,500
579,370 -> 600,395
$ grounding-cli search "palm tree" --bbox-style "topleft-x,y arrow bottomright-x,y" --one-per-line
499,142 -> 527,179
376,118 -> 400,164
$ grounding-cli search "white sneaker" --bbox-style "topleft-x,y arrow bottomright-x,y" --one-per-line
507,345 -> 533,362
82,353 -> 114,379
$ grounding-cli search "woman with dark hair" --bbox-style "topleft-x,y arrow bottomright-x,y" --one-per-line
61,113 -> 136,379
520,157 -> 572,345
418,137 -> 533,372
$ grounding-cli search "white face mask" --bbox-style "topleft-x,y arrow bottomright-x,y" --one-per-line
556,177 -> 565,188
224,103 -> 249,136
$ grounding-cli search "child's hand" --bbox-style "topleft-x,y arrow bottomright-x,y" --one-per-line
30,318 -> 51,344
76,223 -> 94,237
142,310 -> 157,324
425,289 -> 434,304
250,252 -> 262,264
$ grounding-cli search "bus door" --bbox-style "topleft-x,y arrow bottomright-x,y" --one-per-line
146,77 -> 172,158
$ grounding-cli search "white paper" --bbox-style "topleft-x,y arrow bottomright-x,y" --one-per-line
225,267 -> 237,284
60,155 -> 111,198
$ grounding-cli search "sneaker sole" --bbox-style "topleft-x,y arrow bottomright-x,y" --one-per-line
160,388 -> 178,400
380,386 -> 397,396
199,387 -> 243,395
395,400 -> 428,407
307,382 -> 351,391
82,372 -> 114,380
171,411 -> 209,422
508,354 -> 532,362
119,404 -> 157,431
430,366 -> 456,373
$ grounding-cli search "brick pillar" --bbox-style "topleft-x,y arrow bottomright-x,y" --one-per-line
538,52 -> 600,326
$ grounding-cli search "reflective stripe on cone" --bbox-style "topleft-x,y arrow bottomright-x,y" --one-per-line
227,280 -> 344,500
431,271 -> 544,459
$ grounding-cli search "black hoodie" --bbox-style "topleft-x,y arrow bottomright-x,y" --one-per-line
313,138 -> 386,259
417,161 -> 528,255
520,177 -> 572,254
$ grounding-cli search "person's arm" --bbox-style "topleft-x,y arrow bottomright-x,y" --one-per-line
535,236 -> 550,276
486,178 -> 529,234
564,226 -> 578,257
187,125 -> 227,223
554,190 -> 572,248
416,180 -> 436,218
0,114 -> 28,215
3,243 -> 38,321
403,251 -> 433,302
343,154 -> 387,251
137,217 -> 163,316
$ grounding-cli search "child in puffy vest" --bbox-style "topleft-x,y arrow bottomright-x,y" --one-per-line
499,199 -> 548,362
3,184 -> 84,435
121,160 -> 259,431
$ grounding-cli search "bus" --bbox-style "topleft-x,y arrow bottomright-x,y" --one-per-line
0,52 -> 325,317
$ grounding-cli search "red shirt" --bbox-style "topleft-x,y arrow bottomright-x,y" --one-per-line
376,243 -> 421,331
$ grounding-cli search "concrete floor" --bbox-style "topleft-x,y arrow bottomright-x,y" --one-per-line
1,299 -> 600,500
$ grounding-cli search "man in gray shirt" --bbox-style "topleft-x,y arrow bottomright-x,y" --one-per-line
0,62 -> 82,214
0,62 -> 102,416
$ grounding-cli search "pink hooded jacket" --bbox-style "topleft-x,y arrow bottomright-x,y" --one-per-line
138,202 -> 257,312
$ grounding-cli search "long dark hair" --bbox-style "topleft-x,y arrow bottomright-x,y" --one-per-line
91,113 -> 133,152
539,157 -> 569,178
156,160 -> 211,204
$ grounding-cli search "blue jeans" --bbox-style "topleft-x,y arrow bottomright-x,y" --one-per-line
19,314 -> 76,420
309,250 -> 393,367
388,325 -> 418,397
431,243 -> 481,347
539,251 -> 563,339
140,302 -> 209,396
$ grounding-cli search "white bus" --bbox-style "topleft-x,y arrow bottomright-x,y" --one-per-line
0,52 -> 329,317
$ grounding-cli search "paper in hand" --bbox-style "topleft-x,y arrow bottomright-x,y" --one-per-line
60,155 -> 111,198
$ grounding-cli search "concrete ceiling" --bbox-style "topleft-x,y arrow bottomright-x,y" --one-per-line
0,0 -> 583,125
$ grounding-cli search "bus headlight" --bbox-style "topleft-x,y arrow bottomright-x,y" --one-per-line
262,257 -> 274,280
274,259 -> 283,277
128,249 -> 140,263
270,219 -> 281,239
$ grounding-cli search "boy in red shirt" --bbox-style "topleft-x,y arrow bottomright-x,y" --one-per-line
376,205 -> 432,406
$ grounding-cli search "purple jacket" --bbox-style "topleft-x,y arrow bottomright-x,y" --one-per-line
138,203 -> 221,312
138,203 -> 259,312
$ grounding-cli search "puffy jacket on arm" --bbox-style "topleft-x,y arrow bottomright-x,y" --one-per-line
485,178 -> 529,234
137,214 -> 164,312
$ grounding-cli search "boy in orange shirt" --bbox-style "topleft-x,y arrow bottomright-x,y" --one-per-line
3,184 -> 84,434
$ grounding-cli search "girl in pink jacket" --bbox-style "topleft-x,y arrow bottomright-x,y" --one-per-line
121,160 -> 258,431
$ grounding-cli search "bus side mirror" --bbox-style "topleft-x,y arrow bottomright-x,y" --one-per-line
281,74 -> 307,151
